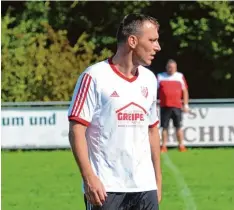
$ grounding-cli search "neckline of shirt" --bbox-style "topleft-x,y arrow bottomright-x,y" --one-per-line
107,57 -> 139,83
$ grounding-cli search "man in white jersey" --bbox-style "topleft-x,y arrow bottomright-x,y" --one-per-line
68,13 -> 162,210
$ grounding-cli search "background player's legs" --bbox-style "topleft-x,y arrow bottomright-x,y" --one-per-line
161,129 -> 168,149
176,128 -> 187,152
160,107 -> 172,152
84,193 -> 126,210
172,108 -> 187,152
132,190 -> 159,210
176,128 -> 184,146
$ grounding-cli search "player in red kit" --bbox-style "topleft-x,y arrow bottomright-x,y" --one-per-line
157,59 -> 189,153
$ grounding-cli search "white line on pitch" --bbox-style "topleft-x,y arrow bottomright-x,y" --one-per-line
162,153 -> 197,210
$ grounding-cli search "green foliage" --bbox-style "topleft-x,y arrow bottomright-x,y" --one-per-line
44,1 -> 151,46
2,1 -> 234,99
1,1 -> 149,102
170,1 -> 234,81
1,12 -> 112,102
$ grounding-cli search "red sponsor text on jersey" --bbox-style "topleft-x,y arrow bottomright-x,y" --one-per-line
117,112 -> 144,121
116,102 -> 146,122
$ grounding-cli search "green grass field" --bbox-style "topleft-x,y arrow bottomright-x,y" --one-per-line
2,148 -> 234,210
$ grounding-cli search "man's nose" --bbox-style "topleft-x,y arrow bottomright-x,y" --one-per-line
154,43 -> 161,52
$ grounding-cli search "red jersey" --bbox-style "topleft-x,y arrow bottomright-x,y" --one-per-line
157,72 -> 188,108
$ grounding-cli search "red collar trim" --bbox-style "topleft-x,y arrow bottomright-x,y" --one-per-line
108,57 -> 138,83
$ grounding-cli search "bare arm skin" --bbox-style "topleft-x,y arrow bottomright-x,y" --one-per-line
149,125 -> 162,203
69,121 -> 107,206
182,88 -> 189,112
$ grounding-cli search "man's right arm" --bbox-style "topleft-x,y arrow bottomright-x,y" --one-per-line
68,72 -> 107,206
69,120 -> 107,206
69,121 -> 94,181
68,72 -> 95,180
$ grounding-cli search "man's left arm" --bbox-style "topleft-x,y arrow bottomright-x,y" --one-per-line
183,88 -> 189,111
149,125 -> 162,203
182,75 -> 190,112
148,75 -> 162,203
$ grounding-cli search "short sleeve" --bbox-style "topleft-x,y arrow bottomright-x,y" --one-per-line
181,74 -> 188,90
149,76 -> 159,128
68,73 -> 96,126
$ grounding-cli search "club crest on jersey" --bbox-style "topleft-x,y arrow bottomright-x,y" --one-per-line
141,86 -> 148,98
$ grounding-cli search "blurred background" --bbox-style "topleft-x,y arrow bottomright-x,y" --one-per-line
2,1 -> 234,100
1,1 -> 234,210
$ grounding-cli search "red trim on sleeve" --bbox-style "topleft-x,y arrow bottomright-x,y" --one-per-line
68,116 -> 90,127
76,76 -> 92,117
71,74 -> 87,115
71,73 -> 92,117
149,120 -> 159,128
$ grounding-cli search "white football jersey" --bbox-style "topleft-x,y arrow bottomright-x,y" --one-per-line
68,58 -> 159,192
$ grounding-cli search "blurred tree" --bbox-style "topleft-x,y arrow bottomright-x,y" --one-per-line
46,1 -> 151,50
1,1 -> 150,48
1,1 -> 148,102
1,1 -> 234,99
169,1 -> 234,97
1,10 -> 112,102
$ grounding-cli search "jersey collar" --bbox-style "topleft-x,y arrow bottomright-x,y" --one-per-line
108,57 -> 139,83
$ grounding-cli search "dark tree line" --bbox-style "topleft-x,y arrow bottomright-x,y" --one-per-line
2,1 -> 234,101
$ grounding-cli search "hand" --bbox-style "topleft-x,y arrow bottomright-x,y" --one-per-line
182,104 -> 190,113
157,187 -> 162,203
156,175 -> 162,204
182,107 -> 189,113
84,174 -> 107,206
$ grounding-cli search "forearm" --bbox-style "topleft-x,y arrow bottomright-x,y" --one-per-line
183,89 -> 189,106
149,127 -> 162,189
152,148 -> 162,190
69,121 -> 94,181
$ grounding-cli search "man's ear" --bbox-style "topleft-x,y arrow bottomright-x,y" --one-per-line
128,35 -> 138,49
